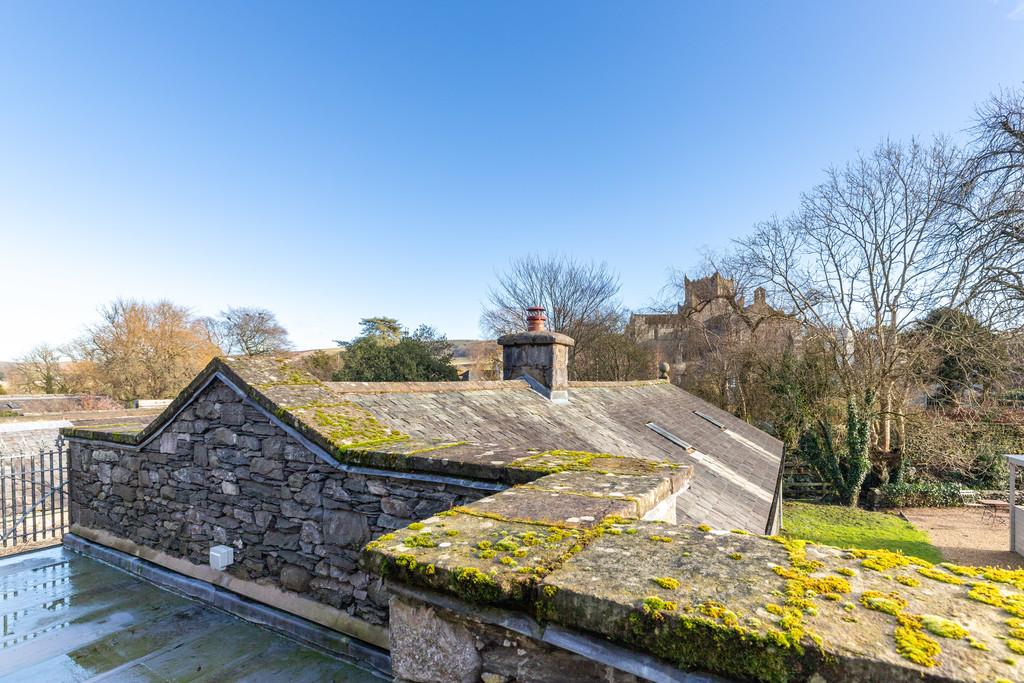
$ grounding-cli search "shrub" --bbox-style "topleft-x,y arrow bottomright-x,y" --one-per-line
876,480 -> 963,508
902,410 -> 1024,489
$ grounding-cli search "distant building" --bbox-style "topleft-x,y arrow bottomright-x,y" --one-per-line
628,273 -> 801,387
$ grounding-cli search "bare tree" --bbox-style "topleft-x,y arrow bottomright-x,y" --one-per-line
733,138 -> 972,453
481,254 -> 624,377
961,87 -> 1024,323
14,344 -> 69,394
210,307 -> 293,356
72,299 -> 221,402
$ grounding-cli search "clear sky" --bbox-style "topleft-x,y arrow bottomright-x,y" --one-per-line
1,1 -> 1022,359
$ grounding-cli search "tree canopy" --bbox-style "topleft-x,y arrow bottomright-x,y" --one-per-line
334,319 -> 459,382
206,307 -> 292,356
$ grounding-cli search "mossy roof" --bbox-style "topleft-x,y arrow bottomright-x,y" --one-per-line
59,356 -> 695,488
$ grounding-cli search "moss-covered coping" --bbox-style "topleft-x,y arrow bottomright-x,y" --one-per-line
366,496 -> 1024,683
59,356 -> 692,488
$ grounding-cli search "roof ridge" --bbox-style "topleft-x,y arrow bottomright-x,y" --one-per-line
324,380 -> 529,394
569,379 -> 671,388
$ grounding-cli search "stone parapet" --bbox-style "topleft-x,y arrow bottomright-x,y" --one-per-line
367,486 -> 1024,682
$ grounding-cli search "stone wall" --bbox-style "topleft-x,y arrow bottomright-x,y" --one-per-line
67,378 -> 488,630
389,593 -> 646,683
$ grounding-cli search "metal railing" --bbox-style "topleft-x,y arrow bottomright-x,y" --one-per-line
0,437 -> 67,550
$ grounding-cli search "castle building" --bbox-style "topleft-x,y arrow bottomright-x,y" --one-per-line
628,273 -> 800,387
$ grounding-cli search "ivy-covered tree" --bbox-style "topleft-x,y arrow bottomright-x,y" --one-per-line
334,319 -> 459,382
799,392 -> 873,506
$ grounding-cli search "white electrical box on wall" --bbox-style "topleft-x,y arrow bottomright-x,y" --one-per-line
210,544 -> 234,570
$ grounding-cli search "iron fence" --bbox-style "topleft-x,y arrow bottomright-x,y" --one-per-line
0,437 -> 67,550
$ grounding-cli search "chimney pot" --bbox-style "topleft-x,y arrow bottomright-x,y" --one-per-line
526,306 -> 547,332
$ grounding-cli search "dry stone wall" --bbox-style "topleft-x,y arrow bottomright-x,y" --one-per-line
67,378 -> 487,627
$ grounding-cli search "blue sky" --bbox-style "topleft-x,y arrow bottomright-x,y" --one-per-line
1,1 -> 1023,359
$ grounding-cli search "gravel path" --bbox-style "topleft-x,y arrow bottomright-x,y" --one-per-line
900,506 -> 1024,568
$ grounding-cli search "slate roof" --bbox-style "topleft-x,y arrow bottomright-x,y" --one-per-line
62,356 -> 783,533
327,380 -> 783,532
0,410 -> 159,458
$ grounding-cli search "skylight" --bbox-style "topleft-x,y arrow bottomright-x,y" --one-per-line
693,410 -> 725,430
646,422 -> 693,451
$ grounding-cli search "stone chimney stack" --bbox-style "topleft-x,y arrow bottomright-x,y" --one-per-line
497,307 -> 574,403
754,287 -> 767,305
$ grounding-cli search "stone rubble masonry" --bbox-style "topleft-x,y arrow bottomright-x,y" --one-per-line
66,378 -> 486,629
389,594 -> 641,683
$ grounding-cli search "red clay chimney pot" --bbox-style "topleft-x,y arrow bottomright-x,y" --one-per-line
526,306 -> 546,332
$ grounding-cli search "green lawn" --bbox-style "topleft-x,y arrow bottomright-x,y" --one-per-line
782,501 -> 944,563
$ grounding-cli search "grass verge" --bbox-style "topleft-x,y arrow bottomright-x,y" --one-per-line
782,501 -> 943,563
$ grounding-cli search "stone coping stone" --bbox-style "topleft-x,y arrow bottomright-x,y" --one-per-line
362,508 -> 587,608
369,502 -> 1024,682
362,466 -> 690,630
497,331 -> 575,347
540,523 -> 1024,683
521,470 -> 683,518
470,486 -> 636,529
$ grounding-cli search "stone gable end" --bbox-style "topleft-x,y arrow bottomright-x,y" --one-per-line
68,377 -> 487,631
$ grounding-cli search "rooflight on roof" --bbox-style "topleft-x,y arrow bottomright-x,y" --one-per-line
646,422 -> 693,451
693,410 -> 725,430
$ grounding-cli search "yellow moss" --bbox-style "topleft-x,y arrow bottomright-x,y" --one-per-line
851,548 -> 931,572
649,535 -> 673,543
1008,638 -> 1024,655
836,567 -> 856,577
696,600 -> 740,628
403,533 -> 438,548
728,552 -> 743,561
860,591 -> 908,617
697,524 -> 712,532
642,596 -> 678,615
895,621 -> 942,667
773,566 -> 850,595
967,637 -> 989,651
652,576 -> 681,590
769,537 -> 824,572
916,566 -> 965,585
896,575 -> 921,587
920,615 -> 968,639
968,582 -> 1005,608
